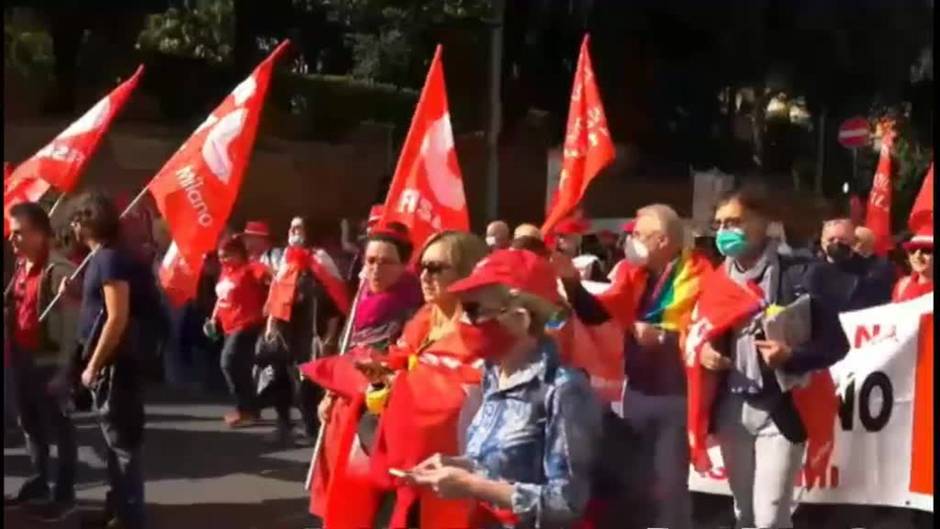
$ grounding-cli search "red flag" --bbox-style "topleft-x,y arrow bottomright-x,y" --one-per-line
158,242 -> 203,308
865,129 -> 895,256
541,35 -> 614,236
3,164 -> 52,236
148,42 -> 289,303
685,269 -> 764,472
909,162 -> 933,233
380,45 -> 469,254
9,66 -> 143,193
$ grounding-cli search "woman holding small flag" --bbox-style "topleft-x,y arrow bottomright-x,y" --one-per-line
406,248 -> 603,529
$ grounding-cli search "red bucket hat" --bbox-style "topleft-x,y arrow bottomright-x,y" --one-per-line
243,220 -> 271,238
448,248 -> 562,304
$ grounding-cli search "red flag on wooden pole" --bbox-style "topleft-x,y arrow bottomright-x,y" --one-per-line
864,128 -> 895,256
379,45 -> 469,254
541,34 -> 615,236
149,42 -> 290,305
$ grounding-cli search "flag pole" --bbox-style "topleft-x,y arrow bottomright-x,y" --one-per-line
37,186 -> 150,323
304,278 -> 365,491
47,192 -> 68,219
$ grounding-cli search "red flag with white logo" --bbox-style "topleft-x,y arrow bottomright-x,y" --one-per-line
909,162 -> 933,233
149,42 -> 289,303
865,128 -> 895,256
159,242 -> 203,308
379,45 -> 469,254
3,163 -> 52,236
541,35 -> 615,236
9,66 -> 143,193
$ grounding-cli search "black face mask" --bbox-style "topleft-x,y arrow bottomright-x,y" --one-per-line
825,242 -> 854,264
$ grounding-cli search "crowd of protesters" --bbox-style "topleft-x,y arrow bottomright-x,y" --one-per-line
3,182 -> 933,529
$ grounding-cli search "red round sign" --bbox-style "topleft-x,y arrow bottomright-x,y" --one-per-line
838,117 -> 870,149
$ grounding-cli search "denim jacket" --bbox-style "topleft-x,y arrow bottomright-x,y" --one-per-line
465,339 -> 602,528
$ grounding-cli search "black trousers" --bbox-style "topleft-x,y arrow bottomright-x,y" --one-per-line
220,325 -> 262,413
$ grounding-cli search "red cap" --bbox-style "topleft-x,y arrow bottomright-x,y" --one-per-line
903,224 -> 933,251
243,221 -> 271,238
368,205 -> 384,225
621,219 -> 636,234
554,217 -> 589,236
448,249 -> 561,304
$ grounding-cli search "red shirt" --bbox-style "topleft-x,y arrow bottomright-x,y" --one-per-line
11,257 -> 44,351
215,262 -> 269,334
892,274 -> 934,302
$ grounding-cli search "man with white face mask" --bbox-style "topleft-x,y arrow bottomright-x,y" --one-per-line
553,204 -> 712,529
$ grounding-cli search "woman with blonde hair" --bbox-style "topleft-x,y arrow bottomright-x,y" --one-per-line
303,230 -> 490,529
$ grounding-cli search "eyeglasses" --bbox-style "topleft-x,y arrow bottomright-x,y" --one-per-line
419,261 -> 451,276
461,301 -> 506,325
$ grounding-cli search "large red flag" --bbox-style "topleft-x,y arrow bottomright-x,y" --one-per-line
541,35 -> 614,236
149,42 -> 289,303
865,128 -> 895,256
909,162 -> 933,233
9,66 -> 143,194
379,45 -> 469,254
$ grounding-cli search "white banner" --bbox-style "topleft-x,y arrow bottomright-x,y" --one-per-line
689,294 -> 934,512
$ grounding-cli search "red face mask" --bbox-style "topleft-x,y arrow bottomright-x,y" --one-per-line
457,319 -> 518,361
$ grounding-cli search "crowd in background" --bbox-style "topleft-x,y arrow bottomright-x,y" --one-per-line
3,183 -> 934,529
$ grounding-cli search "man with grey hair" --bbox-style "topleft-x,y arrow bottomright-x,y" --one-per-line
820,218 -> 893,309
484,220 -> 511,250
553,203 -> 712,529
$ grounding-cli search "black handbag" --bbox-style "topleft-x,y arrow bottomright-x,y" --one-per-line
254,330 -> 290,367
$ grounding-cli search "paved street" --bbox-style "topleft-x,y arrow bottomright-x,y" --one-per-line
4,386 -> 318,529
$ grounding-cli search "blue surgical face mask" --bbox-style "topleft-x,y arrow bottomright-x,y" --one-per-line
715,228 -> 749,258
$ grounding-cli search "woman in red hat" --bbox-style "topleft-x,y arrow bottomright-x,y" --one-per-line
407,249 -> 603,529
893,226 -> 933,302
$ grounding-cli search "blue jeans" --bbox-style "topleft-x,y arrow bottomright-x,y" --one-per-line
93,359 -> 146,528
10,347 -> 77,501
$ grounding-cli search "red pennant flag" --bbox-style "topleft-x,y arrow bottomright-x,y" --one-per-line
380,45 -> 469,254
148,42 -> 289,303
3,164 -> 52,236
541,35 -> 615,236
865,128 -> 895,256
909,162 -> 933,233
9,66 -> 143,193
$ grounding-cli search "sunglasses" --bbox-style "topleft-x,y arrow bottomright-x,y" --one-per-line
911,247 -> 933,256
419,261 -> 452,276
461,301 -> 507,325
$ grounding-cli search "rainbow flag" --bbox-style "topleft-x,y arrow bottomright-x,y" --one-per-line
640,249 -> 713,333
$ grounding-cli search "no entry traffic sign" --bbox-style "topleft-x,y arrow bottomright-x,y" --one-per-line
839,117 -> 870,149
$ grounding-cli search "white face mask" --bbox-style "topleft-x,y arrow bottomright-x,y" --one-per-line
623,237 -> 650,266
485,236 -> 498,248
288,234 -> 305,247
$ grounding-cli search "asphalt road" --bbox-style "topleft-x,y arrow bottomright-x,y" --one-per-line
4,386 -> 318,529
4,385 -> 932,529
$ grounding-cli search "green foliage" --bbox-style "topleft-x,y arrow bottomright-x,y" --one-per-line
3,16 -> 54,83
136,0 -> 234,64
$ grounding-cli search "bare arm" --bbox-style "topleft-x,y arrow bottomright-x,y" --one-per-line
87,281 -> 130,373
